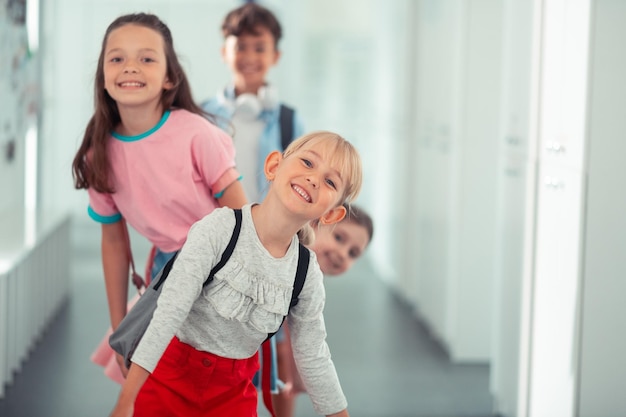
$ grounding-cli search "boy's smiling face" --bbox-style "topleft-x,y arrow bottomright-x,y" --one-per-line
222,26 -> 280,95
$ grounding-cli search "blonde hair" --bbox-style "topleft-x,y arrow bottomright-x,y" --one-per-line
283,131 -> 362,204
282,131 -> 363,245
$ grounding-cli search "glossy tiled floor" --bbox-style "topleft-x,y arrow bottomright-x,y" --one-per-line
0,218 -> 494,417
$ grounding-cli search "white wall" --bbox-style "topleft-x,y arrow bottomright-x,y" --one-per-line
489,0 -> 537,412
577,1 -> 626,415
405,0 -> 502,362
0,5 -> 33,217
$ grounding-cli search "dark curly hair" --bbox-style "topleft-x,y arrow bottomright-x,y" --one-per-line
221,3 -> 282,47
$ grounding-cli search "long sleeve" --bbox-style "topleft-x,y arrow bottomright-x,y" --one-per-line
287,254 -> 348,415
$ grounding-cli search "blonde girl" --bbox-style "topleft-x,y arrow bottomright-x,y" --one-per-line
109,131 -> 361,417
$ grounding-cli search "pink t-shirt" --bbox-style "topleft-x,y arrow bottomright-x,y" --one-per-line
87,109 -> 240,252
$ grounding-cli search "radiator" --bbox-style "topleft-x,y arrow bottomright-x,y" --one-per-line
0,214 -> 71,398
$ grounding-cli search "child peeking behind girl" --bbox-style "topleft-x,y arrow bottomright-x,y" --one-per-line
273,203 -> 374,417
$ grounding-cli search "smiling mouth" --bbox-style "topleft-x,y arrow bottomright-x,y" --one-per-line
323,254 -> 342,271
118,81 -> 145,88
292,185 -> 312,203
239,65 -> 259,74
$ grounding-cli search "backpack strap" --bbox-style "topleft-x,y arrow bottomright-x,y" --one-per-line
290,243 -> 310,308
203,208 -> 243,287
260,243 -> 310,417
265,243 -> 310,341
152,209 -> 242,291
279,104 -> 295,151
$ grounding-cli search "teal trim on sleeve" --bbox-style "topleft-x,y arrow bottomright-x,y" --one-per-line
88,206 -> 122,224
111,110 -> 171,142
214,175 -> 243,199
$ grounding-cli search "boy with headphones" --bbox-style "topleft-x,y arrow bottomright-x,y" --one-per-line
201,2 -> 305,203
201,4 -> 305,417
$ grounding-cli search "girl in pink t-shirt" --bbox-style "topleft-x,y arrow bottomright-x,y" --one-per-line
71,12 -> 247,381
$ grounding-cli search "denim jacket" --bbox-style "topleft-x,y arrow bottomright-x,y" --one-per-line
201,86 -> 305,199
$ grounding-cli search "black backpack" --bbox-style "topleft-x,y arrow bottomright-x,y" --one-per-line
279,104 -> 296,150
165,208 -> 309,339
110,208 -> 310,367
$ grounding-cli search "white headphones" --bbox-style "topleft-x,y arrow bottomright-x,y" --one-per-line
218,85 -> 279,120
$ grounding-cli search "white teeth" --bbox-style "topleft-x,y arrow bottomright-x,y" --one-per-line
120,82 -> 144,87
292,185 -> 311,202
239,66 -> 258,75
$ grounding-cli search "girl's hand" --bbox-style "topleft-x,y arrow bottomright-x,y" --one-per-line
115,352 -> 129,377
110,362 -> 150,417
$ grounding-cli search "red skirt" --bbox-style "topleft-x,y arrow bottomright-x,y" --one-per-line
134,337 -> 259,417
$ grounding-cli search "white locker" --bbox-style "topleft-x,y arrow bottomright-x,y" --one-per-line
413,0 -> 502,362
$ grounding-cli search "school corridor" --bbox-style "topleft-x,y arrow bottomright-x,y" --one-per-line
2,1 -> 626,416
0,218 -> 493,417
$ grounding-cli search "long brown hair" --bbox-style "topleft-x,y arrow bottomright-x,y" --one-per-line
72,13 -> 210,192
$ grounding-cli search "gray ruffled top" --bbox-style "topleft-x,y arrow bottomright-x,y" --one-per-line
132,204 -> 347,414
